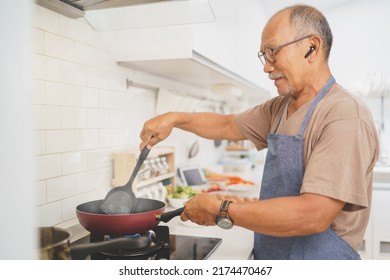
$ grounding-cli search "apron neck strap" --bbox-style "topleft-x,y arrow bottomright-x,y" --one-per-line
297,75 -> 335,136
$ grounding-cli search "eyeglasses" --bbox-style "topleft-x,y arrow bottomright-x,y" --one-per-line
258,35 -> 313,65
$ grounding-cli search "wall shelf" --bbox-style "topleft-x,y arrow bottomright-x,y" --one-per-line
111,146 -> 176,192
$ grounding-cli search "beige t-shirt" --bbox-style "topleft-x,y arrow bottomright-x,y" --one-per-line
234,84 -> 379,250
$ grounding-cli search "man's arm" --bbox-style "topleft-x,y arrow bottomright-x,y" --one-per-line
140,112 -> 245,149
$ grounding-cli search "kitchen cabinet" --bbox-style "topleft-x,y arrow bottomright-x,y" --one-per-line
192,0 -> 268,91
359,183 -> 390,259
107,0 -> 270,102
112,146 -> 176,193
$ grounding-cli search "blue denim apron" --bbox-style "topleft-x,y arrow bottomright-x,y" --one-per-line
254,75 -> 360,260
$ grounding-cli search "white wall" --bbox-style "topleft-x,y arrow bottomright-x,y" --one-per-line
31,4 -> 226,228
326,0 -> 390,160
0,1 -> 35,259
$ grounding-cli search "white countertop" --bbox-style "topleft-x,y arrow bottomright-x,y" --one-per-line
373,182 -> 390,190
374,165 -> 390,173
163,184 -> 260,260
164,215 -> 254,260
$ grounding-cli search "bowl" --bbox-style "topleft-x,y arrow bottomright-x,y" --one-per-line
167,197 -> 189,209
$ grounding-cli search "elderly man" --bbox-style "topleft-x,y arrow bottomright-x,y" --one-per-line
140,5 -> 379,259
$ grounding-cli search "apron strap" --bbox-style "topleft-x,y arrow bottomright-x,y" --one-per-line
297,75 -> 335,136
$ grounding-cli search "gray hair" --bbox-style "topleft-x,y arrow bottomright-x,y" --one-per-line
285,5 -> 333,60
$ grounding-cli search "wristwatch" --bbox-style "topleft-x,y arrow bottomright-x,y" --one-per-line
215,200 -> 234,229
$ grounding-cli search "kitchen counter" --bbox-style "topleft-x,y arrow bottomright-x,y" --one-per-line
373,165 -> 390,184
164,184 -> 260,260
164,215 -> 254,260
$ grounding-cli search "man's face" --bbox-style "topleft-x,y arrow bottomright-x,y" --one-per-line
260,12 -> 309,98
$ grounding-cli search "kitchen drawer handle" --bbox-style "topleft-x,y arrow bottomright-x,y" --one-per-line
380,241 -> 390,254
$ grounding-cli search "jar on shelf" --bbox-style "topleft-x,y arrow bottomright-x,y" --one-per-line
140,159 -> 151,181
160,156 -> 169,174
149,158 -> 159,177
155,157 -> 165,175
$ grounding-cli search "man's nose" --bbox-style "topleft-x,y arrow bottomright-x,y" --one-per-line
263,59 -> 274,74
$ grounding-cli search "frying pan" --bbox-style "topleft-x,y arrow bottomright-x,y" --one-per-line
76,198 -> 184,236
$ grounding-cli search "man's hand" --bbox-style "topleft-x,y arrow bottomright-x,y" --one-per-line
139,112 -> 176,149
181,193 -> 258,226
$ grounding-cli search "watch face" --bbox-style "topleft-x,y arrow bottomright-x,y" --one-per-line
217,217 -> 233,229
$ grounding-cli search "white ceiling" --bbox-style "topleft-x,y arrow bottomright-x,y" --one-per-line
254,0 -> 355,16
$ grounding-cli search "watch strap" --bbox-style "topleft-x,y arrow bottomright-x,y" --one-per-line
220,200 -> 233,214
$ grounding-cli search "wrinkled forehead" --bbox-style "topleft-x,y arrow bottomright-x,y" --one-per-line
260,10 -> 296,50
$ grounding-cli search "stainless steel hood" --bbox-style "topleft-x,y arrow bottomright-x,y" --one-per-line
36,0 -> 173,18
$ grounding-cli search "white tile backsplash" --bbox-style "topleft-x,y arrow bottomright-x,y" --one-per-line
61,151 -> 88,175
32,5 -> 60,34
61,107 -> 88,129
31,4 -> 223,227
59,15 -> 87,43
86,25 -> 109,49
80,87 -> 99,108
35,154 -> 62,181
87,108 -> 111,128
46,130 -> 75,153
74,42 -> 99,67
75,129 -> 99,150
61,195 -> 81,221
44,32 -> 74,61
59,60 -> 88,86
33,54 -> 60,81
108,72 -> 128,91
99,50 -> 119,72
33,105 -> 61,129
87,67 -> 109,88
98,89 -> 121,109
36,201 -> 62,226
86,150 -> 112,170
47,174 -> 77,202
76,167 -> 112,194
45,81 -> 80,107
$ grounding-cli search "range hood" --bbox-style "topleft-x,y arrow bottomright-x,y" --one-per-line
36,0 -> 172,18
36,0 -> 216,30
37,0 -> 271,101
118,51 -> 270,102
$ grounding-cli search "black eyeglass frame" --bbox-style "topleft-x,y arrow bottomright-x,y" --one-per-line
258,34 -> 313,65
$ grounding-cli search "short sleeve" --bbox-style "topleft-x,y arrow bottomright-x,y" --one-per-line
234,97 -> 288,150
301,118 -> 378,210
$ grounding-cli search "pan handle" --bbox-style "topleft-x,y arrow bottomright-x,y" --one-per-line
158,207 -> 185,223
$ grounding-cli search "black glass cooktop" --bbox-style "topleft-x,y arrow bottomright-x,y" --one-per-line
169,234 -> 222,260
71,226 -> 221,260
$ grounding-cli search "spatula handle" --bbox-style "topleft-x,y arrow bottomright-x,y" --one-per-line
126,147 -> 150,191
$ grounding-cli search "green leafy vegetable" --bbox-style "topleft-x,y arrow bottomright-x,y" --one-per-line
170,186 -> 196,199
